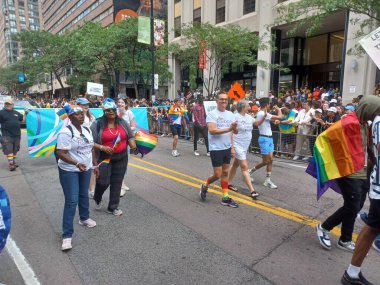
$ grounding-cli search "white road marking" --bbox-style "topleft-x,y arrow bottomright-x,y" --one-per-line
5,235 -> 41,285
274,160 -> 307,169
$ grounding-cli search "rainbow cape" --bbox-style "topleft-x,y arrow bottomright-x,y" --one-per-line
279,110 -> 296,133
168,106 -> 189,124
306,112 -> 365,199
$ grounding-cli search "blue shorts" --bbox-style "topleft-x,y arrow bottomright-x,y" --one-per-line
258,136 -> 274,155
170,124 -> 182,136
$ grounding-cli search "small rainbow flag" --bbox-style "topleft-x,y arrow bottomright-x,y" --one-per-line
56,108 -> 68,120
112,133 -> 121,150
306,112 -> 365,199
98,158 -> 110,166
135,131 -> 158,156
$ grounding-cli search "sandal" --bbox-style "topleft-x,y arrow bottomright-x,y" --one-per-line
250,191 -> 259,199
228,184 -> 238,192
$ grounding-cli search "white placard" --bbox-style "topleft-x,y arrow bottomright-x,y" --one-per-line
259,91 -> 264,97
86,82 -> 103,97
349,85 -> 356,93
359,26 -> 380,69
203,101 -> 217,116
151,95 -> 156,102
154,74 -> 159,90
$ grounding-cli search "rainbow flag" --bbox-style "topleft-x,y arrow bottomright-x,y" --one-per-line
98,158 -> 110,166
112,133 -> 121,150
306,112 -> 365,199
135,131 -> 158,157
168,106 -> 188,124
56,108 -> 68,120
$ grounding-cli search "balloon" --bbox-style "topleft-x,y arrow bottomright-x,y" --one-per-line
134,131 -> 158,157
0,185 -> 11,253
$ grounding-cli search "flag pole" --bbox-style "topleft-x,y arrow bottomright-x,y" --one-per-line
150,0 -> 155,101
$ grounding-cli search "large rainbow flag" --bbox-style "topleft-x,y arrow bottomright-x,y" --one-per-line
306,112 -> 365,199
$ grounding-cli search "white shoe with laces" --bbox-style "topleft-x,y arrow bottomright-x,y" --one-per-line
194,150 -> 200,156
61,238 -> 72,251
263,180 -> 278,189
79,218 -> 97,228
337,239 -> 355,253
316,223 -> 331,250
293,156 -> 300,161
172,150 -> 180,157
107,208 -> 123,216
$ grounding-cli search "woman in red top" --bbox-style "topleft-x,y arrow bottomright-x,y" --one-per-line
90,98 -> 136,216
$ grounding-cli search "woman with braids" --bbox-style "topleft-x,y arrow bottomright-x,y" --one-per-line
91,98 -> 136,216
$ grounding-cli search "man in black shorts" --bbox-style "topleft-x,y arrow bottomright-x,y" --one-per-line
0,99 -> 23,171
199,92 -> 238,207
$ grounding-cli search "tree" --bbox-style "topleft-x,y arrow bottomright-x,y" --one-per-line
169,23 -> 277,96
274,0 -> 380,53
0,61 -> 32,96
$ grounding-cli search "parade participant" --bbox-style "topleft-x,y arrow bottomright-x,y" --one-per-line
0,99 -> 23,171
168,98 -> 188,157
191,97 -> 210,156
227,100 -> 266,199
91,98 -> 136,216
292,101 -> 313,161
341,96 -> 380,285
199,92 -> 239,208
76,98 -> 97,198
249,98 -> 282,189
117,98 -> 136,197
56,105 -> 98,251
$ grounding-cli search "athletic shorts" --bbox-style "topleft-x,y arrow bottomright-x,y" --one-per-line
258,136 -> 274,155
367,199 -> 380,230
234,144 -> 247,161
1,136 -> 21,155
170,124 -> 182,136
210,148 -> 231,167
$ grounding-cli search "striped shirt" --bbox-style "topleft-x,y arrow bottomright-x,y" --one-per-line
370,115 -> 380,199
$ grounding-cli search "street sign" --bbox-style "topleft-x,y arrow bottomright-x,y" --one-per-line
154,74 -> 159,90
18,73 -> 25,83
86,82 -> 103,96
228,82 -> 245,102
359,26 -> 380,69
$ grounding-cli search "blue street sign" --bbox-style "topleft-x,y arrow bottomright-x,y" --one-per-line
18,72 -> 25,83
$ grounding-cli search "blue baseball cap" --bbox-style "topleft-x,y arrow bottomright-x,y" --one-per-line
102,98 -> 117,110
76,98 -> 90,105
345,105 -> 355,111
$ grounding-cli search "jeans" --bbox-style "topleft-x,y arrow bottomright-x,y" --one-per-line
322,177 -> 369,242
59,168 -> 92,238
94,155 -> 128,211
193,124 -> 209,152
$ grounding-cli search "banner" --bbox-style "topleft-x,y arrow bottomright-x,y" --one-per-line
359,26 -> 380,69
199,48 -> 207,69
86,82 -> 103,96
203,101 -> 217,116
0,185 -> 11,253
154,19 -> 165,46
26,108 -> 149,158
114,0 -> 167,21
138,16 -> 151,44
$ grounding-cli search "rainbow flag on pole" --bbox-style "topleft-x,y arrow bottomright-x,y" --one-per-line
306,112 -> 365,199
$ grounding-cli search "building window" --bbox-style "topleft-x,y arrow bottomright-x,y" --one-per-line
303,34 -> 328,65
174,0 -> 181,37
243,0 -> 255,15
329,31 -> 344,63
193,0 -> 201,23
280,38 -> 295,67
216,0 -> 225,24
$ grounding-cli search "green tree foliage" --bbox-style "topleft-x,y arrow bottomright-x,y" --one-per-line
170,23 -> 277,95
275,0 -> 380,51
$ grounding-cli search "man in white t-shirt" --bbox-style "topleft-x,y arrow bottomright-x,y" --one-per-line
199,92 -> 239,208
341,97 -> 380,285
249,98 -> 282,189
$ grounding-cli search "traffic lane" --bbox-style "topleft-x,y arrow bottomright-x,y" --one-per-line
0,250 -> 24,285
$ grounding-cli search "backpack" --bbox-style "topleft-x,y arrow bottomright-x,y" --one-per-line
54,125 -> 90,162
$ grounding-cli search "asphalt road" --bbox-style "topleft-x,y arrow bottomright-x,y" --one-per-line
0,131 -> 379,285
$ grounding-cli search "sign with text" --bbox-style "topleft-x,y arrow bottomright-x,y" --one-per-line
360,26 -> 380,69
203,101 -> 217,116
86,82 -> 103,97
228,81 -> 245,102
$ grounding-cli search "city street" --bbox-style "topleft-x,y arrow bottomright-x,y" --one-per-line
0,131 -> 379,285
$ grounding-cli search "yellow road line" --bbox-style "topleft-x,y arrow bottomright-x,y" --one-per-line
129,161 -> 356,240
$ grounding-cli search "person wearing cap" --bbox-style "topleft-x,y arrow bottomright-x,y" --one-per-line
90,98 -> 136,216
0,99 -> 23,171
55,105 -> 98,251
345,105 -> 355,115
168,98 -> 188,157
323,106 -> 339,130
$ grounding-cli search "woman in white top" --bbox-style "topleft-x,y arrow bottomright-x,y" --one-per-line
117,98 -> 136,196
76,98 -> 97,197
56,105 -> 98,251
228,100 -> 265,199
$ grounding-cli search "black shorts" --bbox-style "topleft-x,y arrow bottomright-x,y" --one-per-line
281,133 -> 294,145
170,124 -> 182,136
210,148 -> 231,167
367,199 -> 380,230
1,136 -> 21,155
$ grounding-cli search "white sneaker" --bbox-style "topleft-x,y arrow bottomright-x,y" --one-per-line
293,156 -> 300,161
121,183 -> 130,191
89,191 -> 94,199
107,208 -> 123,216
302,157 -> 310,161
160,134 -> 165,137
206,152 -> 210,157
79,218 -> 97,228
194,150 -> 200,156
172,150 -> 180,157
263,180 -> 278,189
61,238 -> 72,251
316,223 -> 331,250
120,188 -> 127,197
95,200 -> 102,211
337,239 -> 355,253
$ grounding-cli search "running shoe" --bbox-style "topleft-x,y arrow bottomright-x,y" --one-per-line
250,191 -> 259,199
293,155 -> 300,161
61,238 -> 72,251
79,218 -> 97,228
89,191 -> 94,199
107,208 -> 123,216
228,184 -> 238,192
199,183 -> 208,200
341,271 -> 373,285
337,239 -> 355,253
316,223 -> 331,250
95,200 -> 103,211
120,188 -> 127,197
373,237 -> 380,253
172,150 -> 180,157
263,180 -> 278,189
220,198 -> 238,208
194,150 -> 200,156
206,152 -> 210,157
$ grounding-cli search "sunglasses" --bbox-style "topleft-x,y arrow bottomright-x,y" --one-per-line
80,134 -> 89,143
105,109 -> 116,113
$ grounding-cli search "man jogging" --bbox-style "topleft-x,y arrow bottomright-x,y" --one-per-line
199,92 -> 238,208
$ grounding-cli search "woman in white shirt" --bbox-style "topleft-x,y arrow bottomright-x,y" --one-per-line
56,105 -> 98,251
